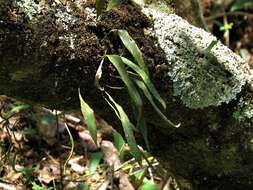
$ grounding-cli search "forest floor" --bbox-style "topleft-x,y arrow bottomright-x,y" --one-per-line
0,0 -> 253,190
0,95 -> 180,190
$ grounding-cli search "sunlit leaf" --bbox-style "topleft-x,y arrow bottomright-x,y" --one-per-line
10,102 -> 30,113
107,0 -> 120,10
96,0 -> 106,17
121,57 -> 166,109
95,58 -> 104,91
79,89 -> 97,145
89,152 -> 103,173
106,55 -> 142,108
113,131 -> 125,160
134,79 -> 180,128
32,182 -> 53,190
118,30 -> 149,75
139,180 -> 160,190
105,91 -> 142,161
219,22 -> 233,31
129,168 -> 146,188
106,55 -> 143,127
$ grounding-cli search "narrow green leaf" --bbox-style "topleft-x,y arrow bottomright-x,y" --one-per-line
10,103 -> 30,113
204,40 -> 219,53
95,58 -> 104,91
230,0 -> 253,12
76,183 -> 90,190
96,0 -> 106,17
121,57 -> 166,109
79,89 -> 97,145
139,180 -> 160,190
105,91 -> 142,161
32,182 -> 53,190
107,0 -> 120,10
138,116 -> 150,151
107,54 -> 144,135
106,55 -> 142,109
89,152 -> 103,173
134,80 -> 180,128
113,131 -> 125,160
114,131 -> 125,152
118,30 -> 149,75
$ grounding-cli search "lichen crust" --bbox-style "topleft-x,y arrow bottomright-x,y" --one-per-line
142,8 -> 249,109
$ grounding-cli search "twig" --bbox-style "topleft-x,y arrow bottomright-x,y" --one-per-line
223,10 -> 230,47
0,182 -> 16,190
63,123 -> 75,175
55,111 -> 63,190
140,151 -> 163,178
205,11 -> 253,21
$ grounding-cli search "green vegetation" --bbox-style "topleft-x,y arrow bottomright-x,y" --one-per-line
1,0 -> 253,189
80,29 -> 179,161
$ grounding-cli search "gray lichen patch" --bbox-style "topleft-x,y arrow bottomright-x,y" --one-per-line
16,0 -> 45,20
15,0 -> 98,53
233,95 -> 253,123
142,8 -> 250,109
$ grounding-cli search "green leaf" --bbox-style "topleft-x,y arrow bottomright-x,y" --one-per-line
134,79 -> 180,128
79,90 -> 97,145
89,152 -> 103,173
138,116 -> 150,151
113,131 -> 125,152
76,183 -> 90,190
107,0 -> 120,10
106,55 -> 143,109
139,180 -> 159,190
106,55 -> 143,128
118,30 -> 149,75
105,91 -> 142,161
17,166 -> 34,176
40,114 -> 55,126
113,131 -> 125,160
230,0 -> 253,12
10,102 -> 30,113
32,182 -> 53,190
121,57 -> 166,109
96,0 -> 106,17
21,128 -> 38,137
204,40 -> 219,53
219,22 -> 234,31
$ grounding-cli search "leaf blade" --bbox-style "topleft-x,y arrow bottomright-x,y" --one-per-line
118,30 -> 149,75
121,57 -> 166,109
113,131 -> 125,160
79,90 -> 97,145
105,91 -> 142,161
106,55 -> 141,104
134,80 -> 180,128
89,152 -> 103,173
96,0 -> 106,17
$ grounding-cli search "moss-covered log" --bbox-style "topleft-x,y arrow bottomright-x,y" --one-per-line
1,0 -> 253,189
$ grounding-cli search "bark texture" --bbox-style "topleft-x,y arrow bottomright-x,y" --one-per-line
1,0 -> 253,189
